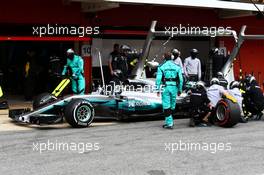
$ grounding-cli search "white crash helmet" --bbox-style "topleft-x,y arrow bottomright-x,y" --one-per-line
66,48 -> 74,54
210,77 -> 220,85
217,72 -> 224,78
246,74 -> 256,84
230,81 -> 240,89
196,81 -> 206,90
171,48 -> 180,55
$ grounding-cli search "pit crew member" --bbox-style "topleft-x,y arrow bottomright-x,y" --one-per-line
183,49 -> 202,81
243,75 -> 264,120
189,81 -> 212,127
171,48 -> 183,73
62,49 -> 85,95
108,43 -> 120,77
207,78 -> 226,108
108,44 -> 128,84
217,72 -> 228,89
156,52 -> 183,129
228,80 -> 246,122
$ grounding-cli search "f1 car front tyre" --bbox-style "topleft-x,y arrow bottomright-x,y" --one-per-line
64,99 -> 95,128
214,99 -> 241,128
33,93 -> 56,109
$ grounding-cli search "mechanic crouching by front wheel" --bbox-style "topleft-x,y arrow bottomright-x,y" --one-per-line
62,49 -> 85,95
156,52 -> 183,129
189,81 -> 212,127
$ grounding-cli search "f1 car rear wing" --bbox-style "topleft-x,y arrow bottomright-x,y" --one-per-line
131,21 -> 264,83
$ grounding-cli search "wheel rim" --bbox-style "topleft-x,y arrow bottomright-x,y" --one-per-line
216,105 -> 226,121
76,105 -> 91,123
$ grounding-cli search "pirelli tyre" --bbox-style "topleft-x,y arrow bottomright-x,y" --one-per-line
64,99 -> 95,128
214,99 -> 241,128
33,93 -> 56,109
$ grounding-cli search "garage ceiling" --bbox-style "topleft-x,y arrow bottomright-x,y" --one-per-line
69,0 -> 263,18
70,0 -> 119,12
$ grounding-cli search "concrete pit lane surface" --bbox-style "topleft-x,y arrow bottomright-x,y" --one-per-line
0,118 -> 264,175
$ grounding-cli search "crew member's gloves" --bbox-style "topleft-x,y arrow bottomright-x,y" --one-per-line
72,73 -> 78,80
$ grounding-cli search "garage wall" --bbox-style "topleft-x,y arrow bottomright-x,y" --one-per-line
0,0 -> 83,24
96,4 -> 218,27
219,16 -> 264,87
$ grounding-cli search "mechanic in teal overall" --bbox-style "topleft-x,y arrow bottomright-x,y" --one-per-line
156,52 -> 183,129
62,49 -> 85,94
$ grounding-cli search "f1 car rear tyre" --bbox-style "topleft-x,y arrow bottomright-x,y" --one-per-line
65,99 -> 95,128
33,93 -> 56,109
214,99 -> 241,127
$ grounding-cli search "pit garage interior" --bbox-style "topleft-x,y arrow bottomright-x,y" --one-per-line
0,0 -> 264,102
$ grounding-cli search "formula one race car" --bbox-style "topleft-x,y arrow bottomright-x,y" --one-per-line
9,78 -> 241,128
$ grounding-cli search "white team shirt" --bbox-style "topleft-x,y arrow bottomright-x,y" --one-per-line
174,57 -> 184,73
183,56 -> 201,79
207,84 -> 225,107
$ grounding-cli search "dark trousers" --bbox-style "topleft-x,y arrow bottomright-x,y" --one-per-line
188,74 -> 199,82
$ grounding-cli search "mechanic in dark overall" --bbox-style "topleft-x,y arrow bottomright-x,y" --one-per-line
183,49 -> 202,82
24,49 -> 41,100
108,44 -> 128,84
189,81 -> 212,127
156,52 -> 183,129
243,75 -> 264,120
62,49 -> 85,95
210,48 -> 228,77
108,43 -> 120,77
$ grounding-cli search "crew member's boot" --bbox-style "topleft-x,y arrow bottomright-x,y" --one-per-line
255,111 -> 263,120
163,115 -> 173,129
189,118 -> 195,127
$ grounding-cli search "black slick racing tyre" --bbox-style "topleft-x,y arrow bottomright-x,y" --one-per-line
214,99 -> 241,128
33,93 -> 56,109
64,99 -> 94,128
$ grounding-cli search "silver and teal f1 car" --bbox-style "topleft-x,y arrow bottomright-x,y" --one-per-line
9,78 -> 241,128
